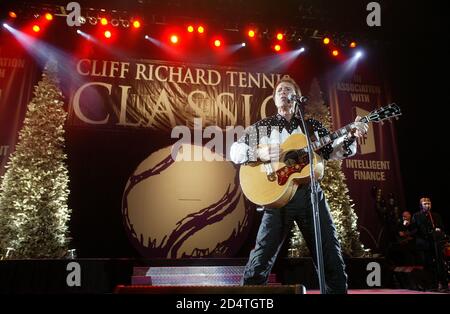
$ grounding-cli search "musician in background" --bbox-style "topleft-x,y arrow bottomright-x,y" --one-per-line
398,211 -> 415,243
386,210 -> 417,266
230,75 -> 368,294
412,197 -> 448,291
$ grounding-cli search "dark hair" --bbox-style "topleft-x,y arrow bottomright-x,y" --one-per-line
419,197 -> 431,204
272,75 -> 302,100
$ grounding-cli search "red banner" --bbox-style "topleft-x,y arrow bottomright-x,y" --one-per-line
0,38 -> 35,184
329,65 -> 404,252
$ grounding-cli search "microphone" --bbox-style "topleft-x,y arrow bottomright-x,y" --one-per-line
288,94 -> 308,103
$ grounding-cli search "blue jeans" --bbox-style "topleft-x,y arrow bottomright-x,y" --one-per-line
242,184 -> 348,294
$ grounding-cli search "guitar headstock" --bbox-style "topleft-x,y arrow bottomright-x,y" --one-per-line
364,103 -> 402,123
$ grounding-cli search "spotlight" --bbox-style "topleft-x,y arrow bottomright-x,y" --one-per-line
332,49 -> 339,56
170,35 -> 179,44
145,35 -> 149,39
355,50 -> 363,58
187,25 -> 194,33
276,33 -> 283,41
3,23 -> 9,28
45,13 -> 53,21
248,30 -> 255,38
100,18 -> 108,25
274,44 -> 281,52
88,17 -> 98,25
241,42 -> 246,47
350,41 -> 357,48
214,39 -> 221,47
76,29 -> 81,34
111,19 -> 120,27
9,11 -> 17,19
323,37 -> 330,45
32,25 -> 40,33
299,47 -> 305,53
104,30 -> 111,38
197,26 -> 204,33
132,20 -> 141,28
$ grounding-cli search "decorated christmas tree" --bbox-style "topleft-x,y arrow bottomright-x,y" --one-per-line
0,59 -> 71,258
288,79 -> 368,258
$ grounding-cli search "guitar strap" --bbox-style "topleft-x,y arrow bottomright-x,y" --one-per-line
297,119 -> 319,142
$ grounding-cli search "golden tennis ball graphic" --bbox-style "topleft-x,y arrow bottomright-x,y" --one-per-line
122,144 -> 252,258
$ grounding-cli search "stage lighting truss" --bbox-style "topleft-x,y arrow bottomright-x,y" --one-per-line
84,9 -> 134,29
3,3 -> 365,50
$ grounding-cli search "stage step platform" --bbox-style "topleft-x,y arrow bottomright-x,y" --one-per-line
115,284 -> 305,294
131,265 -> 278,286
121,265 -> 299,294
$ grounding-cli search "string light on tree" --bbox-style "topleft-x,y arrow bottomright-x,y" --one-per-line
0,59 -> 72,258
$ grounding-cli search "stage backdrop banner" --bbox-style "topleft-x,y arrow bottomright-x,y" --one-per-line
0,42 -> 35,184
329,66 -> 404,252
65,57 -> 284,258
67,58 -> 283,131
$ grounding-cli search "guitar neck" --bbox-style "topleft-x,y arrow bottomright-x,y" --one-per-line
311,117 -> 368,151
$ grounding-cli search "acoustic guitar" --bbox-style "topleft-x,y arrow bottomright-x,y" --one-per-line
239,103 -> 402,208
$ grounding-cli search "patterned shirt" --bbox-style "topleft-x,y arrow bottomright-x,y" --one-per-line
230,114 -> 356,164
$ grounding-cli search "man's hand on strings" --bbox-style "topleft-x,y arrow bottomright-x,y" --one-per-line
351,116 -> 369,138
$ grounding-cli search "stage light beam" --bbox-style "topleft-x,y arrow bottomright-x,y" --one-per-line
76,29 -> 96,42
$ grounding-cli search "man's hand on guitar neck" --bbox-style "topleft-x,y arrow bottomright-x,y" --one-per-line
350,116 -> 369,139
256,144 -> 283,162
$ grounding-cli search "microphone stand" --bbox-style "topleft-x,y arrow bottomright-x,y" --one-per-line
293,98 -> 327,294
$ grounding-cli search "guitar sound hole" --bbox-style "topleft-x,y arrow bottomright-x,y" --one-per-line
283,150 -> 309,165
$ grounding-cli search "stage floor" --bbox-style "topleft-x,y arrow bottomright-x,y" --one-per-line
307,288 -> 448,294
1,257 -> 447,294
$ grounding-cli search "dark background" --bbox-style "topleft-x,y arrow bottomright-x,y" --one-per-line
389,2 -> 448,221
1,0 -> 448,256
